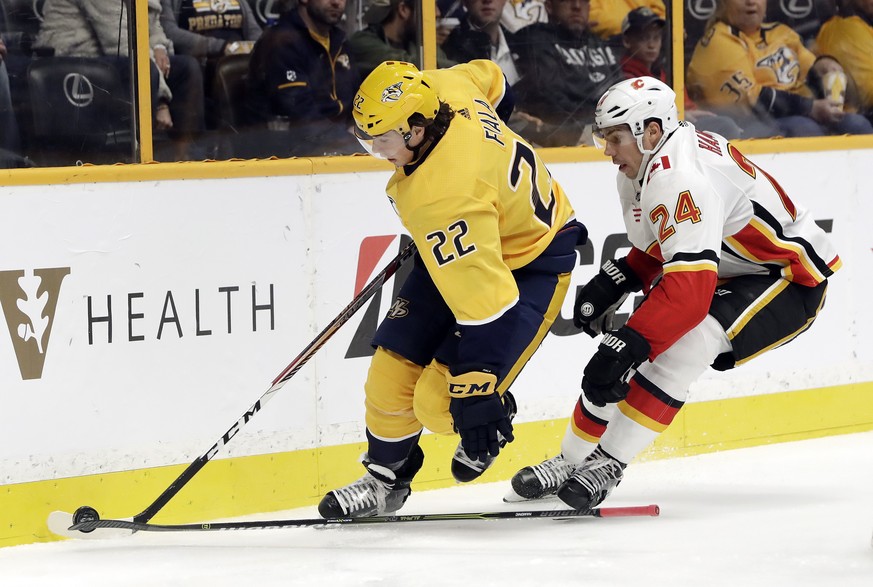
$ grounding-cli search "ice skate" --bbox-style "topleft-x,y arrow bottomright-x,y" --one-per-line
556,446 -> 625,510
450,391 -> 517,483
318,445 -> 424,518
504,454 -> 575,502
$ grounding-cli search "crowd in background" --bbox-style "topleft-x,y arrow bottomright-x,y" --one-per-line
1,0 -> 873,167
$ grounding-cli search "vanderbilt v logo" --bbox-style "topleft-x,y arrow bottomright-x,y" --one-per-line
0,268 -> 70,380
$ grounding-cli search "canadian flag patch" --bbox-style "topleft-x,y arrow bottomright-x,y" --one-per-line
647,155 -> 671,181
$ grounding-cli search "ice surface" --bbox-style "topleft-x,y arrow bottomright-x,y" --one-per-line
2,432 -> 872,586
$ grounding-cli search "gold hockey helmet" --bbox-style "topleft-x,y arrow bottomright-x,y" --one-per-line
352,61 -> 440,140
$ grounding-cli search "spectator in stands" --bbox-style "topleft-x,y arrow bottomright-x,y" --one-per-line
160,0 -> 262,62
34,0 -> 206,159
436,5 -> 456,46
159,0 -> 262,127
817,0 -> 873,122
1,35 -> 23,158
501,0 -> 547,33
589,0 -> 666,39
442,0 -> 556,144
620,7 -> 741,138
349,0 -> 455,78
687,0 -> 873,137
245,0 -> 361,156
503,0 -> 667,40
806,54 -> 869,120
512,0 -> 624,146
149,1 -> 180,133
444,0 -> 518,82
768,0 -> 834,47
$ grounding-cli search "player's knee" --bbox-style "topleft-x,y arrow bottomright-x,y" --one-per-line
365,404 -> 422,439
412,361 -> 454,435
640,315 -> 728,397
364,347 -> 422,413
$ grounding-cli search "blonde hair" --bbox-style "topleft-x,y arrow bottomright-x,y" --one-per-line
704,0 -> 731,33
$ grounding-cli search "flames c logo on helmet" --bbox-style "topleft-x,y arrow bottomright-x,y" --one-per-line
631,78 -> 645,90
381,82 -> 404,103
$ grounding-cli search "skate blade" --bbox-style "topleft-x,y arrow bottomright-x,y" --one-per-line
502,488 -> 562,504
502,488 -> 526,503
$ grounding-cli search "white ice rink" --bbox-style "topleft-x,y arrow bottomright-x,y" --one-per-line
2,431 -> 872,587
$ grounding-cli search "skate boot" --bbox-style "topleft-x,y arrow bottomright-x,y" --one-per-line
556,446 -> 626,510
504,454 -> 575,502
451,391 -> 517,483
318,445 -> 424,518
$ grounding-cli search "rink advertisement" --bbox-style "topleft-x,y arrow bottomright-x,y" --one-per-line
1,148 -> 872,546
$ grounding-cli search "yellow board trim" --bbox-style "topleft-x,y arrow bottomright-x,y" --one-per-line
3,137 -> 873,186
3,381 -> 872,547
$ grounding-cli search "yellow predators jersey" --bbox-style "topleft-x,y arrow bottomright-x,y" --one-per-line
817,16 -> 873,113
385,60 -> 575,325
687,21 -> 815,108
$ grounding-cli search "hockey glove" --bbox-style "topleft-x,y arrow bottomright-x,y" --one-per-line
581,326 -> 651,407
448,368 -> 514,462
573,258 -> 641,337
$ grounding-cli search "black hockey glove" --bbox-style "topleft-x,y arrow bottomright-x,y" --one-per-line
573,258 -> 642,338
581,326 -> 651,407
448,368 -> 514,462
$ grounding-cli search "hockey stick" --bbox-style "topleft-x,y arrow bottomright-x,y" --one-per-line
51,239 -> 417,536
70,505 -> 660,533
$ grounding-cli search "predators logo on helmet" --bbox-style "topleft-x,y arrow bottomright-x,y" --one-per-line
353,61 -> 440,139
381,82 -> 404,103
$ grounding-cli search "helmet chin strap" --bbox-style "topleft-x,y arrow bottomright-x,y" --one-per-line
404,132 -> 432,163
634,152 -> 653,182
633,131 -> 670,182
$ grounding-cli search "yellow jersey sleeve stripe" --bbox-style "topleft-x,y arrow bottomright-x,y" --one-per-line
662,260 -> 719,274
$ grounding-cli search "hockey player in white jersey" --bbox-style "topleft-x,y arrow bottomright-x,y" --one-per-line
506,76 -> 842,509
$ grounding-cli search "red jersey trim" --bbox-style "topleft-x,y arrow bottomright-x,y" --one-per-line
626,269 -> 718,359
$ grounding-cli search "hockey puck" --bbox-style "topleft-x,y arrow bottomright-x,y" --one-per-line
72,506 -> 100,533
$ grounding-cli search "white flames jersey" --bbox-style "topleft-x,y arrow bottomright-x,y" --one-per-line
619,122 -> 839,285
617,121 -> 841,357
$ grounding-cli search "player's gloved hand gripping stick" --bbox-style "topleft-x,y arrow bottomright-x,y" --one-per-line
582,325 -> 651,407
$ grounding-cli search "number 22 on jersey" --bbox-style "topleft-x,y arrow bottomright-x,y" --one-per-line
510,140 -> 555,228
425,138 -> 555,267
426,220 -> 477,266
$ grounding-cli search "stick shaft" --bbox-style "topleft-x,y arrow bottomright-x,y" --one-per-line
132,241 -> 417,524
75,505 -> 660,533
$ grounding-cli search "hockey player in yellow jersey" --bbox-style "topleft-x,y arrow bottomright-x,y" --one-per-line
687,0 -> 872,138
318,59 -> 587,518
506,76 -> 840,509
